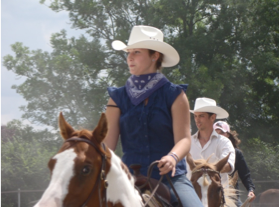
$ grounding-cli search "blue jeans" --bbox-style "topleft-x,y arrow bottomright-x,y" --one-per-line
162,174 -> 203,207
236,198 -> 242,207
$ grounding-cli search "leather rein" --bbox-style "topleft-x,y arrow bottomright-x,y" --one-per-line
65,137 -> 109,207
140,161 -> 183,207
192,167 -> 225,207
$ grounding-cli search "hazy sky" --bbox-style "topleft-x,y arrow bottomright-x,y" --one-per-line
1,0 -> 83,128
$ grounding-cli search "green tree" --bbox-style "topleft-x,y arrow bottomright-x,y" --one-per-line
241,138 -> 279,195
231,0 -> 279,143
4,31 -> 110,129
4,0 -> 273,143
146,0 -> 279,144
1,120 -> 60,207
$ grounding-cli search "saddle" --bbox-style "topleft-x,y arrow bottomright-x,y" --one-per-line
130,164 -> 172,207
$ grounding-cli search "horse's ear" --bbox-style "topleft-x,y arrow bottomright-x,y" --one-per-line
59,112 -> 75,140
206,154 -> 214,163
92,113 -> 108,144
186,153 -> 196,170
214,153 -> 230,172
229,171 -> 239,187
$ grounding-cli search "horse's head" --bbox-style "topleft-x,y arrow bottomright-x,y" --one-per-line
34,113 -> 143,207
187,153 -> 230,207
34,112 -> 111,207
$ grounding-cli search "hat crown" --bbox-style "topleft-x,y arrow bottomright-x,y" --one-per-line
190,97 -> 229,119
112,25 -> 180,67
194,98 -> 217,110
128,26 -> 164,45
214,121 -> 230,132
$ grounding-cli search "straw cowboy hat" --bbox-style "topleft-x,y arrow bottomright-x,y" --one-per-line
190,97 -> 229,119
111,25 -> 180,67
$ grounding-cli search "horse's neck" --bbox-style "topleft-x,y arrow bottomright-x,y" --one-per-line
106,150 -> 143,207
107,151 -> 135,186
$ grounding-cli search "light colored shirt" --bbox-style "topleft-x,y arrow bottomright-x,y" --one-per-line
187,130 -> 235,187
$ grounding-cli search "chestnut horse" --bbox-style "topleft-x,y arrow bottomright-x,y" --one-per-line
251,189 -> 279,207
186,153 -> 237,207
34,112 -> 143,207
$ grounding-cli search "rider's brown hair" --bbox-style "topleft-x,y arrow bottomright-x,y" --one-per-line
228,130 -> 241,148
148,49 -> 164,70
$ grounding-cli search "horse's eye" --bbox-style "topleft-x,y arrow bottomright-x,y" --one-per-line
82,166 -> 92,175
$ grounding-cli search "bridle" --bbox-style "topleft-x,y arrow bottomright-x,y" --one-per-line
65,137 -> 109,207
192,167 -> 225,207
64,137 -> 183,207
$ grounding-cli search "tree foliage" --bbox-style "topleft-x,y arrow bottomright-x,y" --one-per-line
5,0 -> 277,142
1,120 -> 61,207
241,137 -> 279,194
4,31 -> 111,129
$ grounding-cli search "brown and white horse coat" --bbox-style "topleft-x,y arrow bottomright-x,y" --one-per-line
34,113 -> 143,207
187,153 -> 237,207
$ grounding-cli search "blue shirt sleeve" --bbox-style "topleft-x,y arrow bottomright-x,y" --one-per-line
235,149 -> 255,192
166,83 -> 188,107
179,84 -> 188,92
107,86 -> 125,107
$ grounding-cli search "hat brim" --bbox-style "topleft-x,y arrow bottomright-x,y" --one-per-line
190,106 -> 229,119
112,40 -> 180,67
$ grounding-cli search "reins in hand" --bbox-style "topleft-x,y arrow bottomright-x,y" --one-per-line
139,161 -> 183,207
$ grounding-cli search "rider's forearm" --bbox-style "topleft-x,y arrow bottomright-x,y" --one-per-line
220,162 -> 232,173
169,137 -> 191,162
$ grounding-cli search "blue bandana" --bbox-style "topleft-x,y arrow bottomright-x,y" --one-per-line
125,73 -> 169,106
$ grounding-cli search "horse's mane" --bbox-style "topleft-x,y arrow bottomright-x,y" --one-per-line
192,158 -> 216,172
229,171 -> 239,187
224,187 -> 238,207
72,129 -> 92,139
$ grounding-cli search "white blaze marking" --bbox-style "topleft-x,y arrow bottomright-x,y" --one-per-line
106,150 -> 143,207
197,174 -> 212,207
34,149 -> 77,207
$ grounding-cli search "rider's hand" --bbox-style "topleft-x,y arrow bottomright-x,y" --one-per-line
157,155 -> 176,177
248,191 -> 256,202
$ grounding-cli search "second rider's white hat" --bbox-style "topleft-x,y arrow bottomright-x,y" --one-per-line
190,97 -> 229,119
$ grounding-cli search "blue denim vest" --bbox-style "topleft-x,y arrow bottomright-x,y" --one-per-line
107,82 -> 188,180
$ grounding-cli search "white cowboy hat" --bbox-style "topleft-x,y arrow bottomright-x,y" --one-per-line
111,25 -> 180,67
190,97 -> 229,119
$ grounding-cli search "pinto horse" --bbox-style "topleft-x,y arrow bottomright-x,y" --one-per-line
186,153 -> 237,207
34,112 -> 143,207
